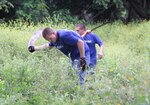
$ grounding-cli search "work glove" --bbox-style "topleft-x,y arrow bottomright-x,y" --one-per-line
80,57 -> 86,71
28,46 -> 35,53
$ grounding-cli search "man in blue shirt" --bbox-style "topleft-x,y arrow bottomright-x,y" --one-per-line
75,24 -> 104,73
28,27 -> 90,85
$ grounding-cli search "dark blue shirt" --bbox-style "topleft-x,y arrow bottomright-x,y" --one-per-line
84,32 -> 103,64
49,29 -> 89,61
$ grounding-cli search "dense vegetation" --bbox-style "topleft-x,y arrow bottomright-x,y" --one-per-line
0,0 -> 150,23
0,20 -> 149,104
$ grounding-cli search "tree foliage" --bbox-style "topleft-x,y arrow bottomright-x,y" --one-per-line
0,0 -> 150,23
12,0 -> 49,21
0,0 -> 49,21
0,0 -> 13,13
44,0 -> 150,23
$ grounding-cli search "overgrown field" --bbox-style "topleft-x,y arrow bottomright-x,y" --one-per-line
0,20 -> 150,105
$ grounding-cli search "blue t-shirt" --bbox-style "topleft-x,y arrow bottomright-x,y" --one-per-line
84,32 -> 103,64
49,29 -> 89,61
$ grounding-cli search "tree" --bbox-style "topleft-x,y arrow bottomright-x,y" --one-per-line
12,0 -> 49,21
0,0 -> 13,13
0,0 -> 150,22
0,0 -> 49,22
124,0 -> 150,22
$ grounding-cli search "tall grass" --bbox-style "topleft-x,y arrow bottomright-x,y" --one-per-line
0,20 -> 150,105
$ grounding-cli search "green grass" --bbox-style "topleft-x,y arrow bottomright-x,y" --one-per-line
0,20 -> 150,105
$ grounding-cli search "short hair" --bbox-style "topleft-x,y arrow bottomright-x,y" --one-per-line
42,27 -> 55,39
75,23 -> 86,30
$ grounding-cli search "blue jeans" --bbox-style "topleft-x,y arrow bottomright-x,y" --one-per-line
89,59 -> 96,69
72,53 -> 90,85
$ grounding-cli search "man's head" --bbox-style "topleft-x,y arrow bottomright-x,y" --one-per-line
42,27 -> 57,43
75,23 -> 86,35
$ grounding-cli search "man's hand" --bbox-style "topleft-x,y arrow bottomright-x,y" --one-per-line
85,30 -> 91,34
82,30 -> 91,38
80,57 -> 86,71
28,46 -> 35,53
98,44 -> 104,59
98,53 -> 103,59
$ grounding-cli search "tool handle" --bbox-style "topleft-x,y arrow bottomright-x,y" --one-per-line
91,21 -> 111,32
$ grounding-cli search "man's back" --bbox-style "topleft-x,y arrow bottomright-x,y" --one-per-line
49,29 -> 89,60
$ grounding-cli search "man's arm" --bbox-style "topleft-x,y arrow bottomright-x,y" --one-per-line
77,39 -> 85,57
34,43 -> 52,51
28,43 -> 53,53
98,44 -> 104,59
77,39 -> 87,71
93,34 -> 104,59
28,29 -> 54,53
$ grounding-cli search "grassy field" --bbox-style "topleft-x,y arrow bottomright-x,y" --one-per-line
0,20 -> 150,105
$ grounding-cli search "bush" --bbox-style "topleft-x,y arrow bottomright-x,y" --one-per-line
0,20 -> 150,104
